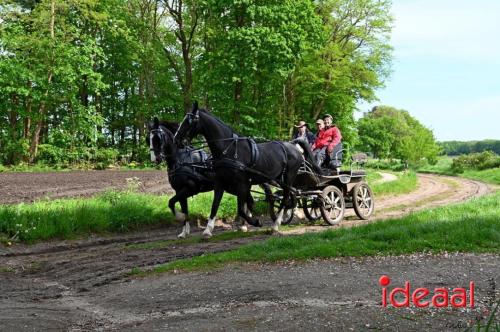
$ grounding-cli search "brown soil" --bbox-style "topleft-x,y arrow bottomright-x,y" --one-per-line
0,172 -> 497,331
0,170 -> 172,204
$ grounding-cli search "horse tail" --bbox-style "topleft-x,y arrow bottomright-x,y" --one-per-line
291,138 -> 322,175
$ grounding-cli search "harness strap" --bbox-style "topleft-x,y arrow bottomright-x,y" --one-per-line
249,138 -> 259,168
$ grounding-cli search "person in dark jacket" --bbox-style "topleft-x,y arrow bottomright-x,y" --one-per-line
292,120 -> 316,145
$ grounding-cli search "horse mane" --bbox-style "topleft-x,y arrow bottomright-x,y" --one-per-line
198,108 -> 239,137
159,121 -> 179,134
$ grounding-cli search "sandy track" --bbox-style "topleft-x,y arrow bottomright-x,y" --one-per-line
0,172 -> 497,331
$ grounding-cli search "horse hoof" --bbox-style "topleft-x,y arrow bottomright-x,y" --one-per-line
178,232 -> 186,239
203,230 -> 212,238
240,225 -> 248,232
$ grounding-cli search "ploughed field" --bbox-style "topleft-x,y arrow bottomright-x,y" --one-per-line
0,170 -> 173,204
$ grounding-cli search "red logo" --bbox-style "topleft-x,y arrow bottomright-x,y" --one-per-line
379,275 -> 474,308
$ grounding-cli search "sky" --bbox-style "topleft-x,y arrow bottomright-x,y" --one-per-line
356,0 -> 500,141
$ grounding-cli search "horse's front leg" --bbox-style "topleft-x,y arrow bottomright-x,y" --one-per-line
204,184 -> 224,238
177,197 -> 190,238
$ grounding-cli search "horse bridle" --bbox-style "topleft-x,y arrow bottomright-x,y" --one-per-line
150,126 -> 173,162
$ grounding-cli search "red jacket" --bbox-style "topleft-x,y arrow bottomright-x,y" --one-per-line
312,126 -> 342,151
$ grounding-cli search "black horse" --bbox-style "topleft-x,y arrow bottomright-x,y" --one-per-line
147,118 -> 214,238
174,103 -> 320,237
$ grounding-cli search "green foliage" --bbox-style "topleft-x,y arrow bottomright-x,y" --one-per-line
418,156 -> 500,185
371,171 -> 418,196
357,106 -> 440,166
440,140 -> 500,155
451,151 -> 500,173
1,0 -> 394,166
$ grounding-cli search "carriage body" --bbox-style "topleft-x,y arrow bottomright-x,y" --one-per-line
263,159 -> 375,226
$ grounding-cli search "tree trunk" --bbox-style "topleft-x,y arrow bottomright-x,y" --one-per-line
29,0 -> 55,163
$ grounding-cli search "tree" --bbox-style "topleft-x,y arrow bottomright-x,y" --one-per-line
357,106 -> 440,166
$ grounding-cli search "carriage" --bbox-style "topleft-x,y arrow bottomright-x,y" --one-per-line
254,151 -> 375,226
169,104 -> 376,237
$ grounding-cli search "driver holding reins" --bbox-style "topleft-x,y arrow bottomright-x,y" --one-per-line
311,114 -> 342,170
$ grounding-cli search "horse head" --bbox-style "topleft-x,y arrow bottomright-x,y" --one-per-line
146,117 -> 176,164
174,102 -> 201,146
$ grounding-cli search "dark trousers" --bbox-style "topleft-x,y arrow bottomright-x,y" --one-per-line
313,142 -> 343,168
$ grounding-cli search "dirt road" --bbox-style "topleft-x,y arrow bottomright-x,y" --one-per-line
0,173 -> 497,331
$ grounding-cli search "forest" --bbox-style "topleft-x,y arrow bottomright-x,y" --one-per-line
0,0 -> 393,166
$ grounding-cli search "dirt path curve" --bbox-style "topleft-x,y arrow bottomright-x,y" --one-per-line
0,170 -> 172,204
0,173 -> 497,331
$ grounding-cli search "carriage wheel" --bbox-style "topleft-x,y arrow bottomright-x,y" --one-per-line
269,189 -> 296,225
302,198 -> 322,222
352,183 -> 374,220
320,186 -> 345,225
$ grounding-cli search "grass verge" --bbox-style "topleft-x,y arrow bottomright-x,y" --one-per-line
370,171 -> 418,196
419,156 -> 500,185
0,190 -> 240,243
136,191 -> 500,274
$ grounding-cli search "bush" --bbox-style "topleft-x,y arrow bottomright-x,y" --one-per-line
36,145 -> 120,169
0,138 -> 30,165
451,151 -> 500,173
365,159 -> 406,171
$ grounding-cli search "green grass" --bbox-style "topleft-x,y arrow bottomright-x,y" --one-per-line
0,190 -> 240,243
419,156 -> 500,185
461,168 -> 500,185
418,156 -> 454,174
137,191 -> 500,274
366,170 -> 382,183
370,171 -> 418,196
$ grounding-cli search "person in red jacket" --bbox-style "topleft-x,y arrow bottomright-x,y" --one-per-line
312,114 -> 343,169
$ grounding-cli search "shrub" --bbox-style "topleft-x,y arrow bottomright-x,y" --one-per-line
451,151 -> 500,173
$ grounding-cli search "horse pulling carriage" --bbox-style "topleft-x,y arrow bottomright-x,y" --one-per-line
150,102 -> 374,238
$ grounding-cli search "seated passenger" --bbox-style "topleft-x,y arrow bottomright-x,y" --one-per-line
292,120 -> 315,145
312,114 -> 342,170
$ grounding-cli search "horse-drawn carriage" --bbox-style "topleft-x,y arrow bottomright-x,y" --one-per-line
255,151 -> 374,227
149,103 -> 375,238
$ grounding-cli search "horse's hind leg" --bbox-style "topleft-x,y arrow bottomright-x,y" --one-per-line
240,194 -> 255,232
237,190 -> 261,228
177,197 -> 190,238
272,187 -> 290,233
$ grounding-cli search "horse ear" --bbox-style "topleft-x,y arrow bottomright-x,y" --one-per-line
192,101 -> 198,113
153,117 -> 159,127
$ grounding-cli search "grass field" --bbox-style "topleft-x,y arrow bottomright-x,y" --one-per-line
137,191 -> 500,274
0,190 -> 239,243
419,156 -> 500,185
370,170 -> 418,196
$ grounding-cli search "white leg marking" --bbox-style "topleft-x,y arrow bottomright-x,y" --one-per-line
272,208 -> 284,232
203,217 -> 215,238
178,222 -> 191,238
